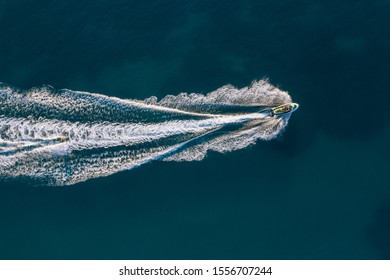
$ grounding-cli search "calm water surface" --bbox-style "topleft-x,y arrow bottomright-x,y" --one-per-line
0,0 -> 389,259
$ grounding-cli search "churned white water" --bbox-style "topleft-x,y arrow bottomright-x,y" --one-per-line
0,80 -> 294,186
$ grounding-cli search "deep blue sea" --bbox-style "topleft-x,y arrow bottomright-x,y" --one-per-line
0,0 -> 389,259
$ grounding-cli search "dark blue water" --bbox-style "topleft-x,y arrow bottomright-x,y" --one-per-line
0,0 -> 389,259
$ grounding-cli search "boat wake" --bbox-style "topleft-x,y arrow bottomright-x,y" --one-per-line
0,80 -> 295,186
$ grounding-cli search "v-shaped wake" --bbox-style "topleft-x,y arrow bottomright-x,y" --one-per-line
0,80 -> 297,186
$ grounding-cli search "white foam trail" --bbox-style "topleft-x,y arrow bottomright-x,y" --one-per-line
0,80 -> 294,186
